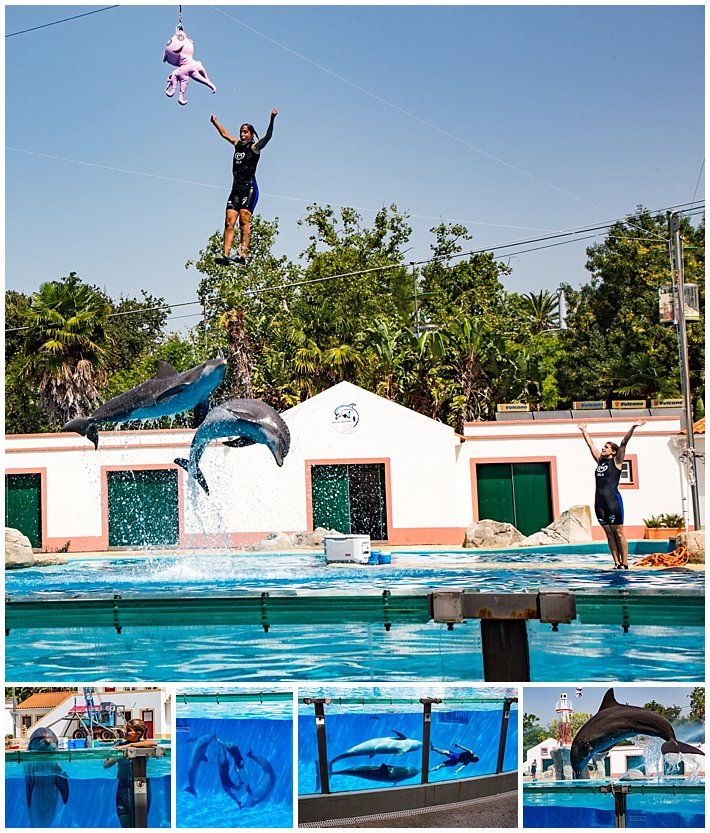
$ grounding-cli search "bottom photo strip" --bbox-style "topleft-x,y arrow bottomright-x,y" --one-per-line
3,684 -> 705,829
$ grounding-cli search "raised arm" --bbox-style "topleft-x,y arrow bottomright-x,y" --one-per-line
616,420 -> 645,464
253,108 -> 278,153
577,423 -> 601,462
210,114 -> 238,144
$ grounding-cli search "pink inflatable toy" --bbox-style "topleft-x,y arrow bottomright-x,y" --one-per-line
163,29 -> 216,105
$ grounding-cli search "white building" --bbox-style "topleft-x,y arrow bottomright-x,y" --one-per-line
10,687 -> 171,742
5,381 -> 699,552
525,736 -> 706,779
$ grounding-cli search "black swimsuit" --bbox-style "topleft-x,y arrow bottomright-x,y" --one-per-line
594,457 -> 624,526
226,140 -> 260,213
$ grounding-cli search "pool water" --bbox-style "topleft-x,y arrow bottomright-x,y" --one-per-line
298,700 -> 517,795
524,781 -> 705,828
176,713 -> 292,828
4,751 -> 170,828
6,551 -> 703,596
5,552 -> 703,682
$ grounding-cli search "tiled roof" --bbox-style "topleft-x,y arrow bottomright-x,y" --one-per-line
693,417 -> 705,434
16,691 -> 75,709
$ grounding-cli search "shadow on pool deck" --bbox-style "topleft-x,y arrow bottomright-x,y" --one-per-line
299,790 -> 518,828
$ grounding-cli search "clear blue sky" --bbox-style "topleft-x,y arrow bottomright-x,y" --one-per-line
5,3 -> 705,331
523,686 -> 700,726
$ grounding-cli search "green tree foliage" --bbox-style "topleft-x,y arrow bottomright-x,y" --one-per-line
642,700 -> 682,721
557,208 -> 704,410
19,274 -> 114,427
688,687 -> 704,722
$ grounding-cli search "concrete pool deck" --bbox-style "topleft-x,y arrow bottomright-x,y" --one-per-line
54,541 -> 704,572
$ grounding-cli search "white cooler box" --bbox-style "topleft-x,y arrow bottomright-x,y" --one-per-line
324,534 -> 371,564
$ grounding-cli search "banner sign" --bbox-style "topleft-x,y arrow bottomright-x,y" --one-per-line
496,403 -> 530,412
572,401 -> 606,410
611,400 -> 646,409
651,399 -> 683,408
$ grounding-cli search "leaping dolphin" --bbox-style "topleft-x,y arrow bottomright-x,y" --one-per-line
25,728 -> 69,828
62,357 -> 227,448
183,733 -> 216,796
329,730 -> 423,769
175,399 -> 290,495
570,688 -> 705,778
332,763 -> 420,783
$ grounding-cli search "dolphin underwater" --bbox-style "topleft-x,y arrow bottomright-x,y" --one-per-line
242,749 -> 276,808
216,742 -> 246,807
329,730 -> 423,769
24,728 -> 70,828
175,399 -> 291,495
62,357 -> 227,448
570,688 -> 705,778
183,733 -> 216,796
331,763 -> 420,783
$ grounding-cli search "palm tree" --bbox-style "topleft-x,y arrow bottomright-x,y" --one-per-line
521,290 -> 560,334
20,276 -> 113,427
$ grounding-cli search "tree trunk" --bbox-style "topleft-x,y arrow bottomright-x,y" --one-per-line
224,308 -> 253,398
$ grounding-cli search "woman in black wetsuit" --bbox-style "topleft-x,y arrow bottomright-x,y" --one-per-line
578,420 -> 645,568
211,108 -> 278,267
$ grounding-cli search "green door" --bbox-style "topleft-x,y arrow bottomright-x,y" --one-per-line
349,464 -> 387,539
107,469 -> 179,547
476,462 -> 552,536
5,473 -> 42,548
312,465 -> 350,533
311,463 -> 388,539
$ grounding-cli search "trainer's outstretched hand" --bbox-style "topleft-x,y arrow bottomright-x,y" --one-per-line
271,107 -> 278,118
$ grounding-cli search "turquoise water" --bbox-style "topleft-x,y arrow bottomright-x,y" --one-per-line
299,701 -> 517,795
176,714 -> 292,828
4,752 -> 170,828
5,552 -> 703,682
524,782 -> 705,828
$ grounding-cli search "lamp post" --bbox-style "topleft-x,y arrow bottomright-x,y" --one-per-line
668,212 -> 702,530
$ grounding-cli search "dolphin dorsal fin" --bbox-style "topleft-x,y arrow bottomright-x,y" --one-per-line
391,730 -> 406,739
598,688 -> 619,711
154,361 -> 177,378
378,763 -> 388,772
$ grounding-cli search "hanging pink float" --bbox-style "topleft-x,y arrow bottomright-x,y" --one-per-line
163,8 -> 216,105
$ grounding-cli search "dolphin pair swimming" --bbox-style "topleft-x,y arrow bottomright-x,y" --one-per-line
570,688 -> 705,778
24,728 -> 70,828
329,730 -> 422,770
62,358 -> 227,448
216,740 -> 246,807
175,399 -> 291,495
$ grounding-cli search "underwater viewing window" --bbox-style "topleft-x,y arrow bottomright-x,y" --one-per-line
175,691 -> 293,829
298,694 -> 518,797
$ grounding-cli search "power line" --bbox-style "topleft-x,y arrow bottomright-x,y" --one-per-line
5,200 -> 703,333
5,6 -> 119,38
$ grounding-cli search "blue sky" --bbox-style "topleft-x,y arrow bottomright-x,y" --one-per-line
523,686 -> 700,726
5,4 -> 705,331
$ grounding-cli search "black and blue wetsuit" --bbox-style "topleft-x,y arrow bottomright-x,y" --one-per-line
594,457 -> 624,526
226,140 -> 260,213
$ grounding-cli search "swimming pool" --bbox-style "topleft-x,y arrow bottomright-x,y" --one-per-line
4,551 -> 704,682
298,692 -> 517,795
523,780 -> 705,828
4,749 -> 171,828
175,699 -> 293,828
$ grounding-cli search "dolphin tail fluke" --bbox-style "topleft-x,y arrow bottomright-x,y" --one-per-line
63,417 -> 99,449
662,739 -> 705,757
174,458 -> 210,495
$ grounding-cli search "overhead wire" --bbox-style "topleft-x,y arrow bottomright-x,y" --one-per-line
5,6 -> 119,38
6,200 -> 703,333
